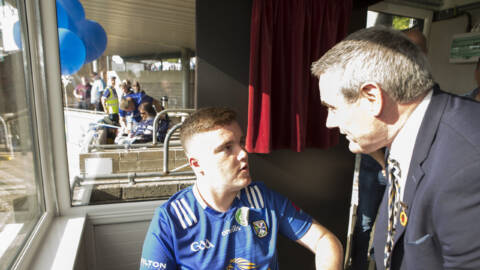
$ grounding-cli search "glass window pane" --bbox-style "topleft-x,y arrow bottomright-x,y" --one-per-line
367,11 -> 425,31
58,0 -> 197,206
0,1 -> 45,269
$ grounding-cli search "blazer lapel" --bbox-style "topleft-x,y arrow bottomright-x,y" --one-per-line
393,87 -> 450,244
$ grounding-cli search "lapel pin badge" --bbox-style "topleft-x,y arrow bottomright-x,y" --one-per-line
400,209 -> 408,227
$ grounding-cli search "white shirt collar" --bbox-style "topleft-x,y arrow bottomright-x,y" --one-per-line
389,90 -> 433,200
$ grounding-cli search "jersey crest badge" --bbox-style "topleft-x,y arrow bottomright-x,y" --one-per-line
252,220 -> 268,238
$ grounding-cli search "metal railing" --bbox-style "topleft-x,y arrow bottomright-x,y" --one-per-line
73,108 -> 196,185
87,108 -> 195,152
0,115 -> 14,158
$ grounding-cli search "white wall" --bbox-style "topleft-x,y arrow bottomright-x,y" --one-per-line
428,10 -> 480,95
90,221 -> 151,270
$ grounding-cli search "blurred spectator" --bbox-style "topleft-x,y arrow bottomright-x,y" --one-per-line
132,80 -> 145,94
116,102 -> 169,144
101,76 -> 119,124
91,72 -> 106,111
119,83 -> 163,133
73,76 -> 91,109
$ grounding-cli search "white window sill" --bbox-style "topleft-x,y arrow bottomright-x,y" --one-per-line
29,215 -> 86,270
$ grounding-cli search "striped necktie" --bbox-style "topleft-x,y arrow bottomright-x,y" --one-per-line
384,157 -> 401,270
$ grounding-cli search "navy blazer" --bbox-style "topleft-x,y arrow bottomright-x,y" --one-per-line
373,88 -> 480,270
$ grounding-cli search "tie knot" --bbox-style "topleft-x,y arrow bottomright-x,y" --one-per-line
388,157 -> 401,180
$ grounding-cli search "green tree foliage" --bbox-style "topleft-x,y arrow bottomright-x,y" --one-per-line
392,16 -> 411,30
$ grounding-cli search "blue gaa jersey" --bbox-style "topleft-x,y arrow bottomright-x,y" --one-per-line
140,181 -> 312,270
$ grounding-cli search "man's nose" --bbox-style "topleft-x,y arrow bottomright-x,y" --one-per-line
238,146 -> 248,161
325,112 -> 337,129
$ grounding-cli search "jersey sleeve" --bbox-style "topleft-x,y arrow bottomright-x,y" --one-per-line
259,182 -> 313,241
119,108 -> 126,117
140,208 -> 177,270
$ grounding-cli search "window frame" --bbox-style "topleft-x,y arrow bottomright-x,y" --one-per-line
36,0 -> 165,221
369,1 -> 433,38
9,0 -> 168,269
7,0 -> 57,268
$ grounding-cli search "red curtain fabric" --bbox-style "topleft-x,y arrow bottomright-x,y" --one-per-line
246,0 -> 352,153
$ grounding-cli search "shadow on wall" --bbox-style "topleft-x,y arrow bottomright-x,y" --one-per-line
250,136 -> 355,269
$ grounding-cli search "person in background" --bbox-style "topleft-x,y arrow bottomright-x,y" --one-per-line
132,80 -> 146,94
351,150 -> 386,270
101,76 -> 119,125
466,57 -> 480,101
403,27 -> 428,54
312,26 -> 480,270
119,82 -> 164,134
140,107 -> 343,270
118,97 -> 136,136
91,72 -> 106,111
73,76 -> 91,109
127,102 -> 169,144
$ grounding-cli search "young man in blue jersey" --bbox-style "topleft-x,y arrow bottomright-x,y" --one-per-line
140,107 -> 343,270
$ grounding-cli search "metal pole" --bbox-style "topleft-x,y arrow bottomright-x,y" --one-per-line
163,123 -> 183,174
152,109 -> 195,145
0,116 -> 14,157
181,48 -> 191,108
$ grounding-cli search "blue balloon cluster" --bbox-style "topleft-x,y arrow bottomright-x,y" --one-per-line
12,0 -> 107,75
55,0 -> 108,75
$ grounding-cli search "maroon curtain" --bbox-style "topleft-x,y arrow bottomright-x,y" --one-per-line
246,0 -> 352,153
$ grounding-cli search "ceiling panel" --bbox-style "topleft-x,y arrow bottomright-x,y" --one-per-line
80,0 -> 195,58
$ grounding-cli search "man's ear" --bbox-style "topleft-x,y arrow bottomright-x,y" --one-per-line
189,157 -> 204,176
360,82 -> 383,117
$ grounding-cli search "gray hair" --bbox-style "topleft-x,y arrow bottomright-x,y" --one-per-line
311,26 -> 435,104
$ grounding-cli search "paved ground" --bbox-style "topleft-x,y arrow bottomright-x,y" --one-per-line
0,151 -> 39,235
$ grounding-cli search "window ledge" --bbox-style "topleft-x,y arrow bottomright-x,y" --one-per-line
29,215 -> 86,270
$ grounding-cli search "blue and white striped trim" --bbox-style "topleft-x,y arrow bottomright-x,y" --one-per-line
244,185 -> 264,209
171,198 -> 198,229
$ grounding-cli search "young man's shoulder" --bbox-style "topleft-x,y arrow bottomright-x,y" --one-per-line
155,186 -> 195,217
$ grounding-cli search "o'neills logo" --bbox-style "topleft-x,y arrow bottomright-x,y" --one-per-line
140,258 -> 167,269
222,225 -> 242,236
190,239 -> 215,252
235,207 -> 249,226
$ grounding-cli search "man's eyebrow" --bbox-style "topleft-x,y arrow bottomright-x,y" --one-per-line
213,140 -> 232,153
321,100 -> 333,108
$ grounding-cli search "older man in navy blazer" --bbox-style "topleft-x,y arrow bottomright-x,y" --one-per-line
312,26 -> 480,270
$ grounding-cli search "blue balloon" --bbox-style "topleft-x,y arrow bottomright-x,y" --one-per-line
13,20 -> 22,49
58,28 -> 86,75
56,0 -> 77,33
75,19 -> 107,63
57,0 -> 85,22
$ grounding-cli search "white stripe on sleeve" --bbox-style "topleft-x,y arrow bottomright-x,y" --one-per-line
245,188 -> 255,208
181,198 -> 197,224
171,202 -> 187,229
253,185 -> 264,208
176,200 -> 192,226
249,187 -> 260,209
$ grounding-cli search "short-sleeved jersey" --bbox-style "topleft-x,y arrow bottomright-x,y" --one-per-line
140,182 -> 312,270
133,118 -> 155,142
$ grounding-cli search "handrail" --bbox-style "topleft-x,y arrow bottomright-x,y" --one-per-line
88,141 -> 182,152
87,108 -> 195,152
163,122 -> 184,174
75,109 -> 195,186
74,170 -> 195,184
1,109 -> 29,122
0,115 -> 14,157
152,108 -> 195,144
